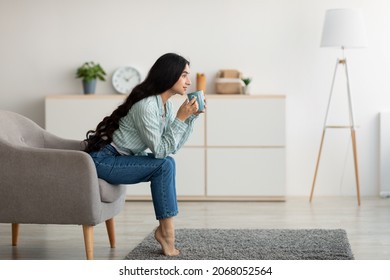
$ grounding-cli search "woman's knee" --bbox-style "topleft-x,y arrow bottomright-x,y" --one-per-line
165,156 -> 176,168
161,156 -> 176,172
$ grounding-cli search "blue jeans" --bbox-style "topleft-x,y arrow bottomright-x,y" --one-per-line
88,144 -> 178,220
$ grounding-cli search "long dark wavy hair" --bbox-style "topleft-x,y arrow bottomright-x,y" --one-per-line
84,53 -> 190,153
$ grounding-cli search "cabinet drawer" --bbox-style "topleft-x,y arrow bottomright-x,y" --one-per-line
207,98 -> 285,146
207,148 -> 285,196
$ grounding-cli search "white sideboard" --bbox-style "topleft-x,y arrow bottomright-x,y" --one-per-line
45,94 -> 286,201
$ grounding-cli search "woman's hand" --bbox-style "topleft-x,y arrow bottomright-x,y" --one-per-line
176,97 -> 199,121
194,96 -> 206,116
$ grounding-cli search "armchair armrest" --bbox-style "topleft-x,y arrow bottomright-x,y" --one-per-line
43,130 -> 86,151
0,140 -> 103,225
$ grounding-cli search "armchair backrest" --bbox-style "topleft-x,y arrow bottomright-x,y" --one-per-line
0,110 -> 127,229
0,110 -> 46,148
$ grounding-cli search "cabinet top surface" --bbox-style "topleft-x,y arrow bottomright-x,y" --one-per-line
46,94 -> 286,100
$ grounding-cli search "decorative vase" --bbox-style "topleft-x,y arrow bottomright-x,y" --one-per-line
82,79 -> 97,94
244,85 -> 251,95
196,73 -> 206,92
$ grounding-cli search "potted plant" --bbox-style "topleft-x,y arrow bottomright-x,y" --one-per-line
76,61 -> 106,94
242,77 -> 252,94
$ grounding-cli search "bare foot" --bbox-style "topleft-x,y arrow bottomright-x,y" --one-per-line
154,226 -> 180,256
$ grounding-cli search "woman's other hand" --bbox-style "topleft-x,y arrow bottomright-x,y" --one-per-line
176,97 -> 199,121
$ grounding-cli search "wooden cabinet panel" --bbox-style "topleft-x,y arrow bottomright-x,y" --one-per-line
45,96 -> 124,140
173,148 -> 205,196
207,148 -> 285,197
207,97 -> 285,146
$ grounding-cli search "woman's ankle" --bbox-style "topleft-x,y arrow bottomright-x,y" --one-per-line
154,226 -> 179,256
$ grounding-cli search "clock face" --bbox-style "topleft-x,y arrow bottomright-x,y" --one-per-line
112,66 -> 141,94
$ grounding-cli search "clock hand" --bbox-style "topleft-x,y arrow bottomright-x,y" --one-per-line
129,76 -> 139,84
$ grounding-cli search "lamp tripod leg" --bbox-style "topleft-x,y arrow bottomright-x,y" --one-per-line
345,60 -> 361,206
310,60 -> 338,202
310,129 -> 326,202
351,129 -> 361,206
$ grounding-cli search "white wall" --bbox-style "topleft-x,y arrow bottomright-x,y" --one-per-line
1,0 -> 389,197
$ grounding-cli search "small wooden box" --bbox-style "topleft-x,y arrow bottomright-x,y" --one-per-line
215,69 -> 244,94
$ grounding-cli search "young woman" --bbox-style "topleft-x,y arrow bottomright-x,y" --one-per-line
84,53 -> 205,256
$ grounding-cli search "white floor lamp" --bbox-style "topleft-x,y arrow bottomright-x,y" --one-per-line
310,9 -> 367,206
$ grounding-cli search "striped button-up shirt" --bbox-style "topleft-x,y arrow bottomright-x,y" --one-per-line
112,94 -> 197,158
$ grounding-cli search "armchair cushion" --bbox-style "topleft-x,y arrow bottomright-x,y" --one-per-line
99,179 -> 125,203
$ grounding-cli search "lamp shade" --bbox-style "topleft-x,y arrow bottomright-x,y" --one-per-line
320,9 -> 367,48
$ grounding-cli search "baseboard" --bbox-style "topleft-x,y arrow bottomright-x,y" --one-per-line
380,191 -> 390,198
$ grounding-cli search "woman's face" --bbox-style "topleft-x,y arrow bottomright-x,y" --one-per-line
170,64 -> 191,95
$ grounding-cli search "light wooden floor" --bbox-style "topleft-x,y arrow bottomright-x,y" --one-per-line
1,197 -> 389,260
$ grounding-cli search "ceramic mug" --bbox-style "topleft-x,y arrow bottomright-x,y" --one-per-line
187,90 -> 205,112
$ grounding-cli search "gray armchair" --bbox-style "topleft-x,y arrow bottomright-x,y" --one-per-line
0,110 -> 126,259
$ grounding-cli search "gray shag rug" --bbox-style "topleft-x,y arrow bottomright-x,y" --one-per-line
125,228 -> 354,260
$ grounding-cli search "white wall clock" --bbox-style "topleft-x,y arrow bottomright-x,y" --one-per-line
112,66 -> 141,94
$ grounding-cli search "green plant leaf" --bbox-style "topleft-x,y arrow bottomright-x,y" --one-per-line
75,61 -> 107,82
242,77 -> 252,86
